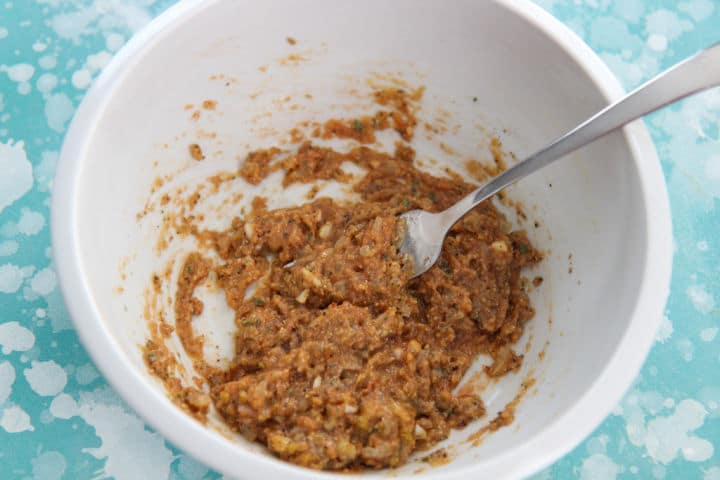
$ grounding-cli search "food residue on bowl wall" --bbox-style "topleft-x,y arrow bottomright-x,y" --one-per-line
139,78 -> 544,471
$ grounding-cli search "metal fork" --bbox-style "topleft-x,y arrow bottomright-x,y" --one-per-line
400,42 -> 720,277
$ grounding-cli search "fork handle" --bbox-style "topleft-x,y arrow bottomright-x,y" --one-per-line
443,41 -> 720,224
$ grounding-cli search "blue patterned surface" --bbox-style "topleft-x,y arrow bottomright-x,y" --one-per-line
0,1 -> 718,478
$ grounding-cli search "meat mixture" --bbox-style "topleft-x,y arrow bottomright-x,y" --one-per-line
145,88 -> 540,471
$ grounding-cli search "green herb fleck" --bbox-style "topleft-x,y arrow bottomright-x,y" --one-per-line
352,119 -> 364,132
439,406 -> 455,418
473,97 -> 478,103
242,319 -> 257,327
427,193 -> 436,202
518,244 -> 530,254
402,198 -> 410,207
253,298 -> 265,306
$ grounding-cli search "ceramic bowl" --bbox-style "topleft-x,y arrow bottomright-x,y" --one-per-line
51,0 -> 672,478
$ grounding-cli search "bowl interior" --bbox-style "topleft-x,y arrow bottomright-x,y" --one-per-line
64,0 -> 653,477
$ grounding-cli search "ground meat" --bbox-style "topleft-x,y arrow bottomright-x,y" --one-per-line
174,253 -> 211,361
147,85 -> 540,471
239,147 -> 282,184
189,143 -> 205,161
168,139 -> 539,471
318,87 -> 423,143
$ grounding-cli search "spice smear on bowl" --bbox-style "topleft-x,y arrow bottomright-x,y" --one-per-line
144,86 -> 541,470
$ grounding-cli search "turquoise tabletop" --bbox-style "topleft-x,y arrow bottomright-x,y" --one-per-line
1,1 -> 719,478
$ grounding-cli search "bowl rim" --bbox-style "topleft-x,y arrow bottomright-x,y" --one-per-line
51,0 -> 673,478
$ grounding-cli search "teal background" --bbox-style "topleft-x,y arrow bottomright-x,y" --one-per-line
0,0 -> 718,478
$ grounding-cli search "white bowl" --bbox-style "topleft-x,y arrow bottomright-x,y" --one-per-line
51,0 -> 672,478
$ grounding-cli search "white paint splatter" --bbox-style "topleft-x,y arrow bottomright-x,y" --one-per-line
48,7 -> 98,40
175,455 -> 210,479
589,16 -> 640,52
37,73 -> 58,94
17,82 -> 31,95
0,240 -> 18,256
49,392 -> 78,419
16,208 -> 45,236
697,386 -> 720,419
39,408 -> 55,424
44,289 -> 72,332
641,391 -> 666,415
0,27 -> 8,40
1,404 -> 34,432
68,50 -> 113,91
646,9 -> 693,41
705,154 -> 720,186
35,150 -> 57,192
647,34 -> 667,51
687,284 -> 715,314
676,338 -> 694,362
585,435 -> 609,455
106,33 -> 125,52
30,267 -> 57,295
652,465 -> 666,479
31,451 -> 67,480
86,50 -> 112,72
46,0 -> 153,42
0,361 -> 16,404
697,240 -> 708,251
656,315 -> 673,343
2,63 -> 35,82
700,327 -> 718,342
78,387 -> 174,480
705,466 -> 720,480
0,140 -> 33,215
644,399 -> 713,463
0,321 -> 35,354
32,41 -> 48,52
0,221 -> 18,237
601,50 -> 661,88
579,453 -> 620,480
678,0 -> 715,21
23,286 -> 40,302
614,0 -> 645,22
71,69 -> 92,89
75,363 -> 100,385
24,360 -> 67,396
0,264 -> 25,293
613,390 -> 700,460
38,55 -> 57,70
45,93 -> 74,133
